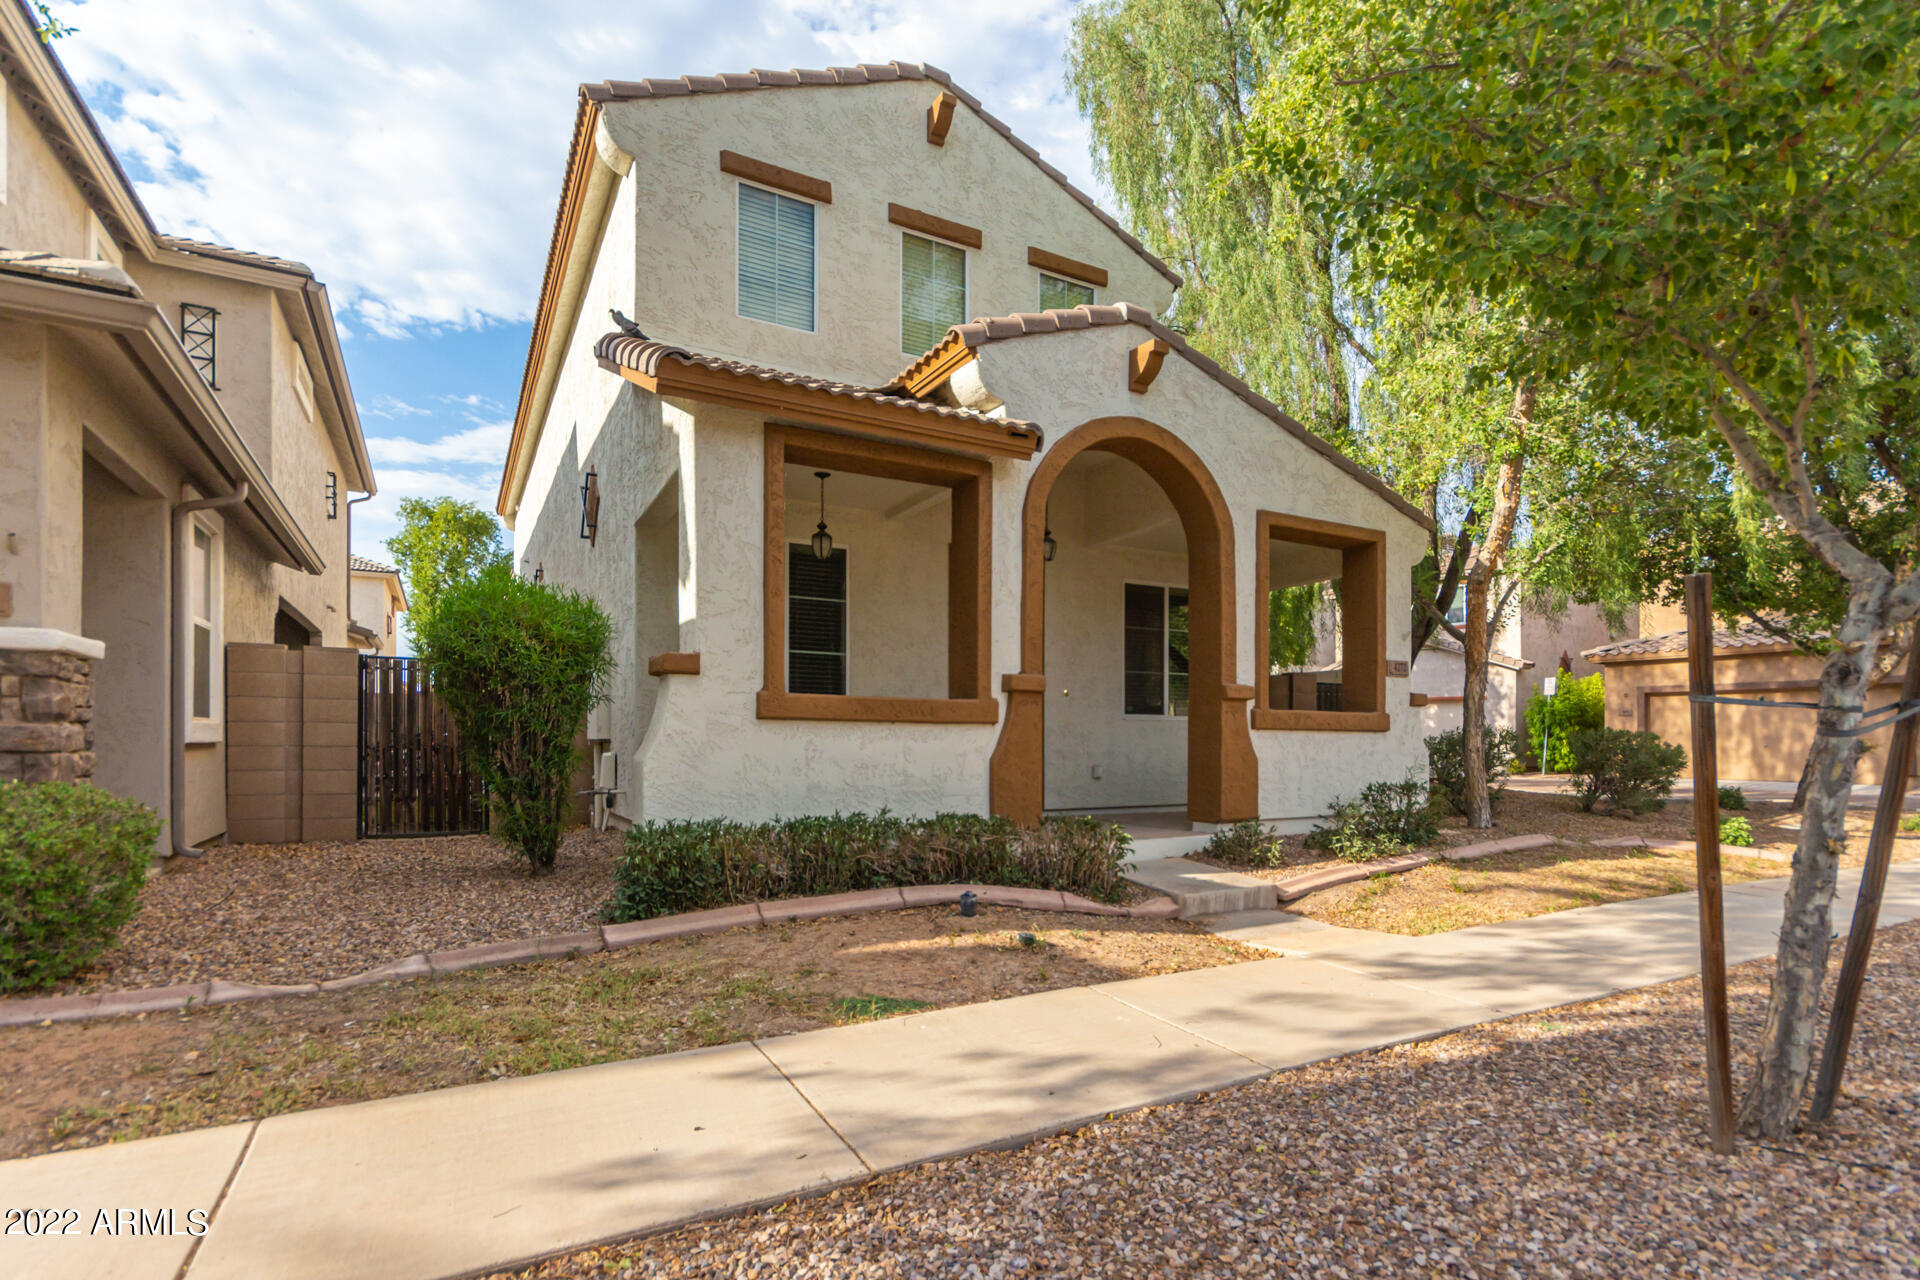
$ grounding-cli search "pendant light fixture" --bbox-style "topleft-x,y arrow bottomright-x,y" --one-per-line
1043,526 -> 1058,562
811,471 -> 834,560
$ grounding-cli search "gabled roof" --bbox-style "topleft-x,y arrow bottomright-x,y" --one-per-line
580,63 -> 1180,289
1423,631 -> 1532,672
892,304 -> 1434,530
1584,620 -> 1795,662
593,332 -> 1041,459
349,555 -> 399,575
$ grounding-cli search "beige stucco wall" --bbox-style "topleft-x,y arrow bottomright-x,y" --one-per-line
81,453 -> 169,820
598,80 -> 1176,392
1409,649 -> 1522,735
1602,650 -> 1915,786
266,294 -> 351,646
0,78 -> 95,257
349,573 -> 401,653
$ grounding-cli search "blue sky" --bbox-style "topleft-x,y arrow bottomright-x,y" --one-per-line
46,0 -> 1108,569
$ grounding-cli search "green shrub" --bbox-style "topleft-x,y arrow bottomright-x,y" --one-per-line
0,780 -> 160,993
1716,784 -> 1749,811
1426,727 -> 1522,817
1902,814 -> 1920,835
1720,816 -> 1755,847
1306,772 -> 1439,861
1568,728 -> 1687,816
604,811 -> 1132,921
1525,672 -> 1606,772
413,565 -> 615,874
1202,820 -> 1286,868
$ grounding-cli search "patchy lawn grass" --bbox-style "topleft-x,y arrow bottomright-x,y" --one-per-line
0,906 -> 1252,1160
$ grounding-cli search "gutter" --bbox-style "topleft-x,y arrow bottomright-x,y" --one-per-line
169,484 -> 249,859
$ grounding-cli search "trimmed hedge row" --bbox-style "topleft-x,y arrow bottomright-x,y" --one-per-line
604,812 -> 1132,922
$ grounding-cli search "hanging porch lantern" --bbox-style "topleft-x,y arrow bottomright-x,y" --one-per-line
1043,526 -> 1058,562
811,470 -> 834,560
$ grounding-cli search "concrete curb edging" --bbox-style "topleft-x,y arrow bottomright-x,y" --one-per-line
1272,833 -> 1562,904
0,884 -> 1172,1028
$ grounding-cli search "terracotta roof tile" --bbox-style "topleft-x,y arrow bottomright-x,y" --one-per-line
592,332 -> 1041,441
887,303 -> 1433,530
1584,620 -> 1792,661
585,62 -> 1181,289
349,555 -> 399,575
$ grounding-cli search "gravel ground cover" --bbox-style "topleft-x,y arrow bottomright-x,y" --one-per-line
0,906 -> 1253,1159
491,919 -> 1920,1280
1200,792 -> 1908,935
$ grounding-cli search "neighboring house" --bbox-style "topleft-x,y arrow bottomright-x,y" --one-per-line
1409,633 -> 1533,739
1585,603 -> 1917,785
0,2 -> 373,851
1409,591 -> 1627,741
497,63 -> 1431,832
348,556 -> 407,655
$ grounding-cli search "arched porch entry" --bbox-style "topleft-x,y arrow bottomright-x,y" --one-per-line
990,416 -> 1259,826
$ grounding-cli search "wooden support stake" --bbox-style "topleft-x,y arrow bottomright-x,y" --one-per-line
1810,638 -> 1920,1123
1685,572 -> 1736,1155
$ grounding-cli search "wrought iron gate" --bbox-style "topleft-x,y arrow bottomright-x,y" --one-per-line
358,655 -> 487,837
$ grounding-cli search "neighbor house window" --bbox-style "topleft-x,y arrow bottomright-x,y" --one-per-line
294,343 -> 316,419
188,521 -> 222,724
787,543 -> 847,695
901,232 -> 966,355
1040,272 -> 1094,311
1124,583 -> 1189,717
737,183 -> 816,331
181,304 -> 218,387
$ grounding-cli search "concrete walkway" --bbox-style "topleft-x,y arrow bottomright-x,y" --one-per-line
1506,772 -> 1920,808
7,863 -> 1918,1280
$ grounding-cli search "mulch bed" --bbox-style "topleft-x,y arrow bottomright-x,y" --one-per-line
491,920 -> 1920,1280
63,829 -> 628,993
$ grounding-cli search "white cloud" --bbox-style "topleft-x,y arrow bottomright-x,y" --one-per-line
366,422 -> 514,465
363,395 -> 433,419
56,0 -> 1099,335
350,465 -> 505,559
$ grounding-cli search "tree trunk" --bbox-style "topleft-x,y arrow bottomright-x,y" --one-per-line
1737,595 -> 1885,1137
1458,384 -> 1532,830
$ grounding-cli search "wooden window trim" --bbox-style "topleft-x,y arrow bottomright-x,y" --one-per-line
1027,246 -> 1108,289
888,202 -> 982,250
720,150 -> 832,204
1252,510 -> 1390,733
762,425 -> 995,724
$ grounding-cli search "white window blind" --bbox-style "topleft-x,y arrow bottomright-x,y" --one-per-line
901,232 -> 966,355
1040,272 -> 1094,311
738,184 -> 816,331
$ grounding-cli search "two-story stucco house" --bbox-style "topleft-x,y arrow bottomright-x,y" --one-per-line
498,62 -> 1432,834
348,555 -> 408,656
0,2 -> 373,851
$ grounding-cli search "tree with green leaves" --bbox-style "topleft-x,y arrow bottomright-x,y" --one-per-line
384,497 -> 508,637
1247,0 -> 1920,1136
412,566 -> 613,873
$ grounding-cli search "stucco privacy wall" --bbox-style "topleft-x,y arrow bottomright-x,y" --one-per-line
975,324 -> 1430,825
1042,454 -> 1190,812
597,79 -> 1176,392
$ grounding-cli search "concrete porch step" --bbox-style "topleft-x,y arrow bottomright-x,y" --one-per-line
1122,856 -> 1277,919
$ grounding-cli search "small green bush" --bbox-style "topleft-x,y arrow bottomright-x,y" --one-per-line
1202,820 -> 1286,868
604,811 -> 1132,921
413,565 -> 615,873
1716,784 -> 1748,811
1720,816 -> 1755,847
1902,814 -> 1920,835
1525,672 -> 1606,772
0,780 -> 160,993
1306,772 -> 1439,862
1568,727 -> 1687,816
1426,726 -> 1522,817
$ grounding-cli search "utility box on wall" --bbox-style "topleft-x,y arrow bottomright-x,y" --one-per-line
225,643 -> 359,844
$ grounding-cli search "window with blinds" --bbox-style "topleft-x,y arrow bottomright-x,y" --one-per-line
901,232 -> 966,355
1123,583 -> 1190,717
738,183 -> 816,331
1040,272 -> 1094,311
788,544 -> 848,695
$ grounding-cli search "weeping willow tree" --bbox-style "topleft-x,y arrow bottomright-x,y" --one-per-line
1066,0 -> 1356,442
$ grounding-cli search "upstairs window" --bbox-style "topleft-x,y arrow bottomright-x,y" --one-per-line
1040,271 -> 1095,311
901,232 -> 966,355
787,544 -> 847,695
738,183 -> 816,331
1123,583 -> 1189,717
181,304 -> 218,387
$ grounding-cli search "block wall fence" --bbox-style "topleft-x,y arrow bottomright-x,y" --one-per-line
226,643 -> 359,843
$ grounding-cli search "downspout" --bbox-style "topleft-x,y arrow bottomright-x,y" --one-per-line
346,490 -> 373,641
169,483 -> 249,859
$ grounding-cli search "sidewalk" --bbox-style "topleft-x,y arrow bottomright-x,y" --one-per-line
1505,772 -> 1919,808
7,864 -> 1917,1280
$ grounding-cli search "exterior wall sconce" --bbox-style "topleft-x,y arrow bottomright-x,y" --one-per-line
1043,527 -> 1058,562
534,563 -> 545,583
325,471 -> 338,519
811,470 -> 834,560
579,468 -> 600,546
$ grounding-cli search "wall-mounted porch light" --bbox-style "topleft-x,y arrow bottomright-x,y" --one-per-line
811,470 -> 834,560
579,468 -> 600,546
1043,526 -> 1058,562
534,563 -> 545,583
